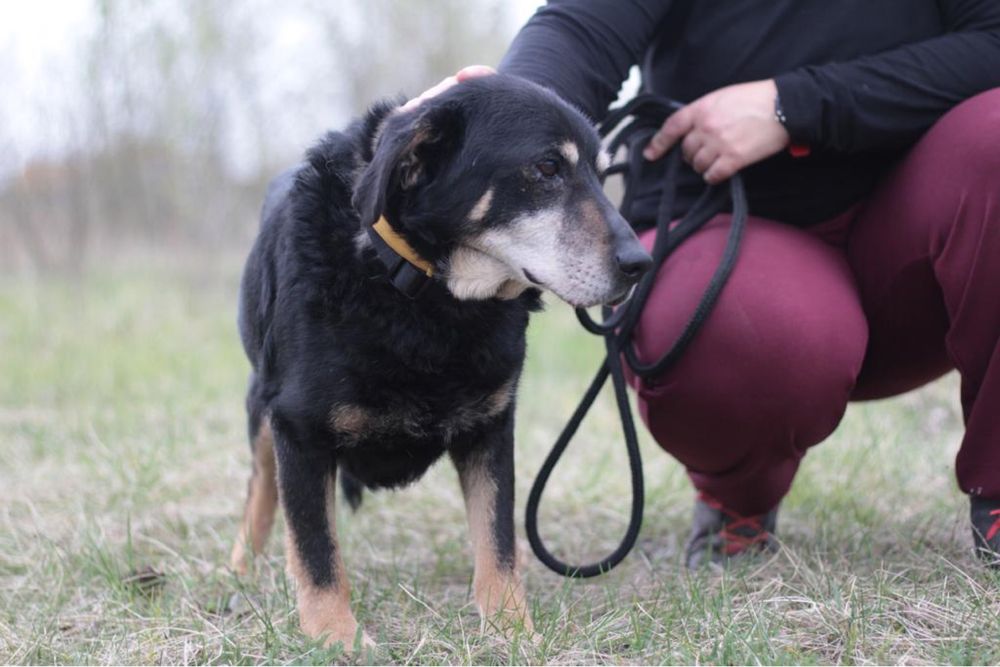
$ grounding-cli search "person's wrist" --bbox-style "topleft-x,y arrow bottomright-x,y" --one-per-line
770,78 -> 811,157
772,89 -> 799,153
774,89 -> 788,126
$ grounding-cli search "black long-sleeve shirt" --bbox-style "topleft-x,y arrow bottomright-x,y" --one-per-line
500,0 -> 1000,226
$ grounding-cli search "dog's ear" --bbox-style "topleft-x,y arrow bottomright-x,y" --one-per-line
353,101 -> 466,226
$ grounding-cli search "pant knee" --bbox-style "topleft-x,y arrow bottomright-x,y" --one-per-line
630,216 -> 868,475
637,320 -> 863,475
926,88 -> 1000,176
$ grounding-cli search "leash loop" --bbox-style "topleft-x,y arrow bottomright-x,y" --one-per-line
524,94 -> 749,577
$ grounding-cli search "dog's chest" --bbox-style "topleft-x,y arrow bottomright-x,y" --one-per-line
328,377 -> 514,446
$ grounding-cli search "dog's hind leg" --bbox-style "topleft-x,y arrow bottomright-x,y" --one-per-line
272,417 -> 372,650
230,389 -> 279,575
451,410 -> 533,635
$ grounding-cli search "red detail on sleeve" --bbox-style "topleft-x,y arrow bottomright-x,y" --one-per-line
789,143 -> 811,158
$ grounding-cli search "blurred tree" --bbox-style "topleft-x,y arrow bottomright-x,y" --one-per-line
0,0 -> 523,273
317,0 -> 513,112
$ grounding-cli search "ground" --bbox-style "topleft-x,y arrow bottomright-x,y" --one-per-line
1,256 -> 998,665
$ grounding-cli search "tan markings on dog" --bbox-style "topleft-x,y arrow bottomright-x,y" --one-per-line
230,419 -> 279,575
468,187 -> 494,222
330,402 -> 428,441
596,149 -> 612,173
446,245 -> 527,301
329,404 -> 372,436
331,383 -> 514,444
457,451 -> 533,634
560,140 -> 579,167
284,473 -> 373,650
484,378 -> 515,416
577,198 -> 607,237
438,378 -> 517,441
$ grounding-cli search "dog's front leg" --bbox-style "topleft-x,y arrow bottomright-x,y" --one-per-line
451,410 -> 533,634
272,420 -> 372,650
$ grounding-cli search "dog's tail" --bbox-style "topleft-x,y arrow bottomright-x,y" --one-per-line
339,468 -> 364,511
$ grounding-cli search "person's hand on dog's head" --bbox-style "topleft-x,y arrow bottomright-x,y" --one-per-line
400,65 -> 496,112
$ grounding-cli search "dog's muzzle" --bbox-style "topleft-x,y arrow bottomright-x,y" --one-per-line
615,243 -> 653,281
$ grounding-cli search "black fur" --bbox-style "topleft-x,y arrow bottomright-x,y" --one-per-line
338,469 -> 365,511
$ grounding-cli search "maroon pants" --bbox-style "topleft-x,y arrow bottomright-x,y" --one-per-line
627,89 -> 1000,516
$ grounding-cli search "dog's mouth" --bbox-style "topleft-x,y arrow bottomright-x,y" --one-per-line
521,268 -> 543,286
605,286 -> 633,307
517,265 -> 636,309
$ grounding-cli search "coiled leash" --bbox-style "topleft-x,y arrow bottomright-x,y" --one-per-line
525,94 -> 749,578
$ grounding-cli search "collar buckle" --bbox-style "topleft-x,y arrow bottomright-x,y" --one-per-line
365,218 -> 435,299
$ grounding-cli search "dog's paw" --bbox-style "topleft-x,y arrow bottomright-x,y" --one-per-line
481,610 -> 537,646
320,626 -> 375,654
479,600 -> 534,638
301,609 -> 373,655
229,542 -> 251,576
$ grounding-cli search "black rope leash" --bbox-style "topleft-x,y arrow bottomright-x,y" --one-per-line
524,94 -> 749,578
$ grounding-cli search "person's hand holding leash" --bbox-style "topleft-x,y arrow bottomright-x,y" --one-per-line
643,79 -> 791,184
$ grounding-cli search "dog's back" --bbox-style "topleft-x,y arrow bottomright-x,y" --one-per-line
237,134 -> 361,374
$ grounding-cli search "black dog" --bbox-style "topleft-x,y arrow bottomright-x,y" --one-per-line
229,74 -> 651,648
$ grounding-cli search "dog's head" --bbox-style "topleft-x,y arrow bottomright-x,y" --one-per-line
354,75 -> 651,307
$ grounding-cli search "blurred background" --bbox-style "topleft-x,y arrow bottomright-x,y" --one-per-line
0,0 -> 544,273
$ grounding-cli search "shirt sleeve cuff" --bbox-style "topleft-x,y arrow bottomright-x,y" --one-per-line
774,70 -> 824,147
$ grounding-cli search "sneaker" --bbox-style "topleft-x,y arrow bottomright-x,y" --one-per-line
685,492 -> 778,569
970,497 -> 1000,568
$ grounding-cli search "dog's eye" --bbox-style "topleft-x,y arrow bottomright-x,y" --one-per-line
535,159 -> 560,178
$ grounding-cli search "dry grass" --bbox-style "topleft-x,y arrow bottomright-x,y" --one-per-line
1,258 -> 998,665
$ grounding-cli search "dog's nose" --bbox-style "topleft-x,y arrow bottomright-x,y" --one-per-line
616,247 -> 653,279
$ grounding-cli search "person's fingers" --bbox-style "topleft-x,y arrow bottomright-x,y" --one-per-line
400,66 -> 497,112
400,75 -> 459,112
644,106 -> 695,160
704,156 -> 738,184
690,145 -> 718,174
455,64 -> 496,81
680,131 -> 704,165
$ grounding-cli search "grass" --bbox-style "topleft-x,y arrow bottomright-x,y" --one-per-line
1,256 -> 998,665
